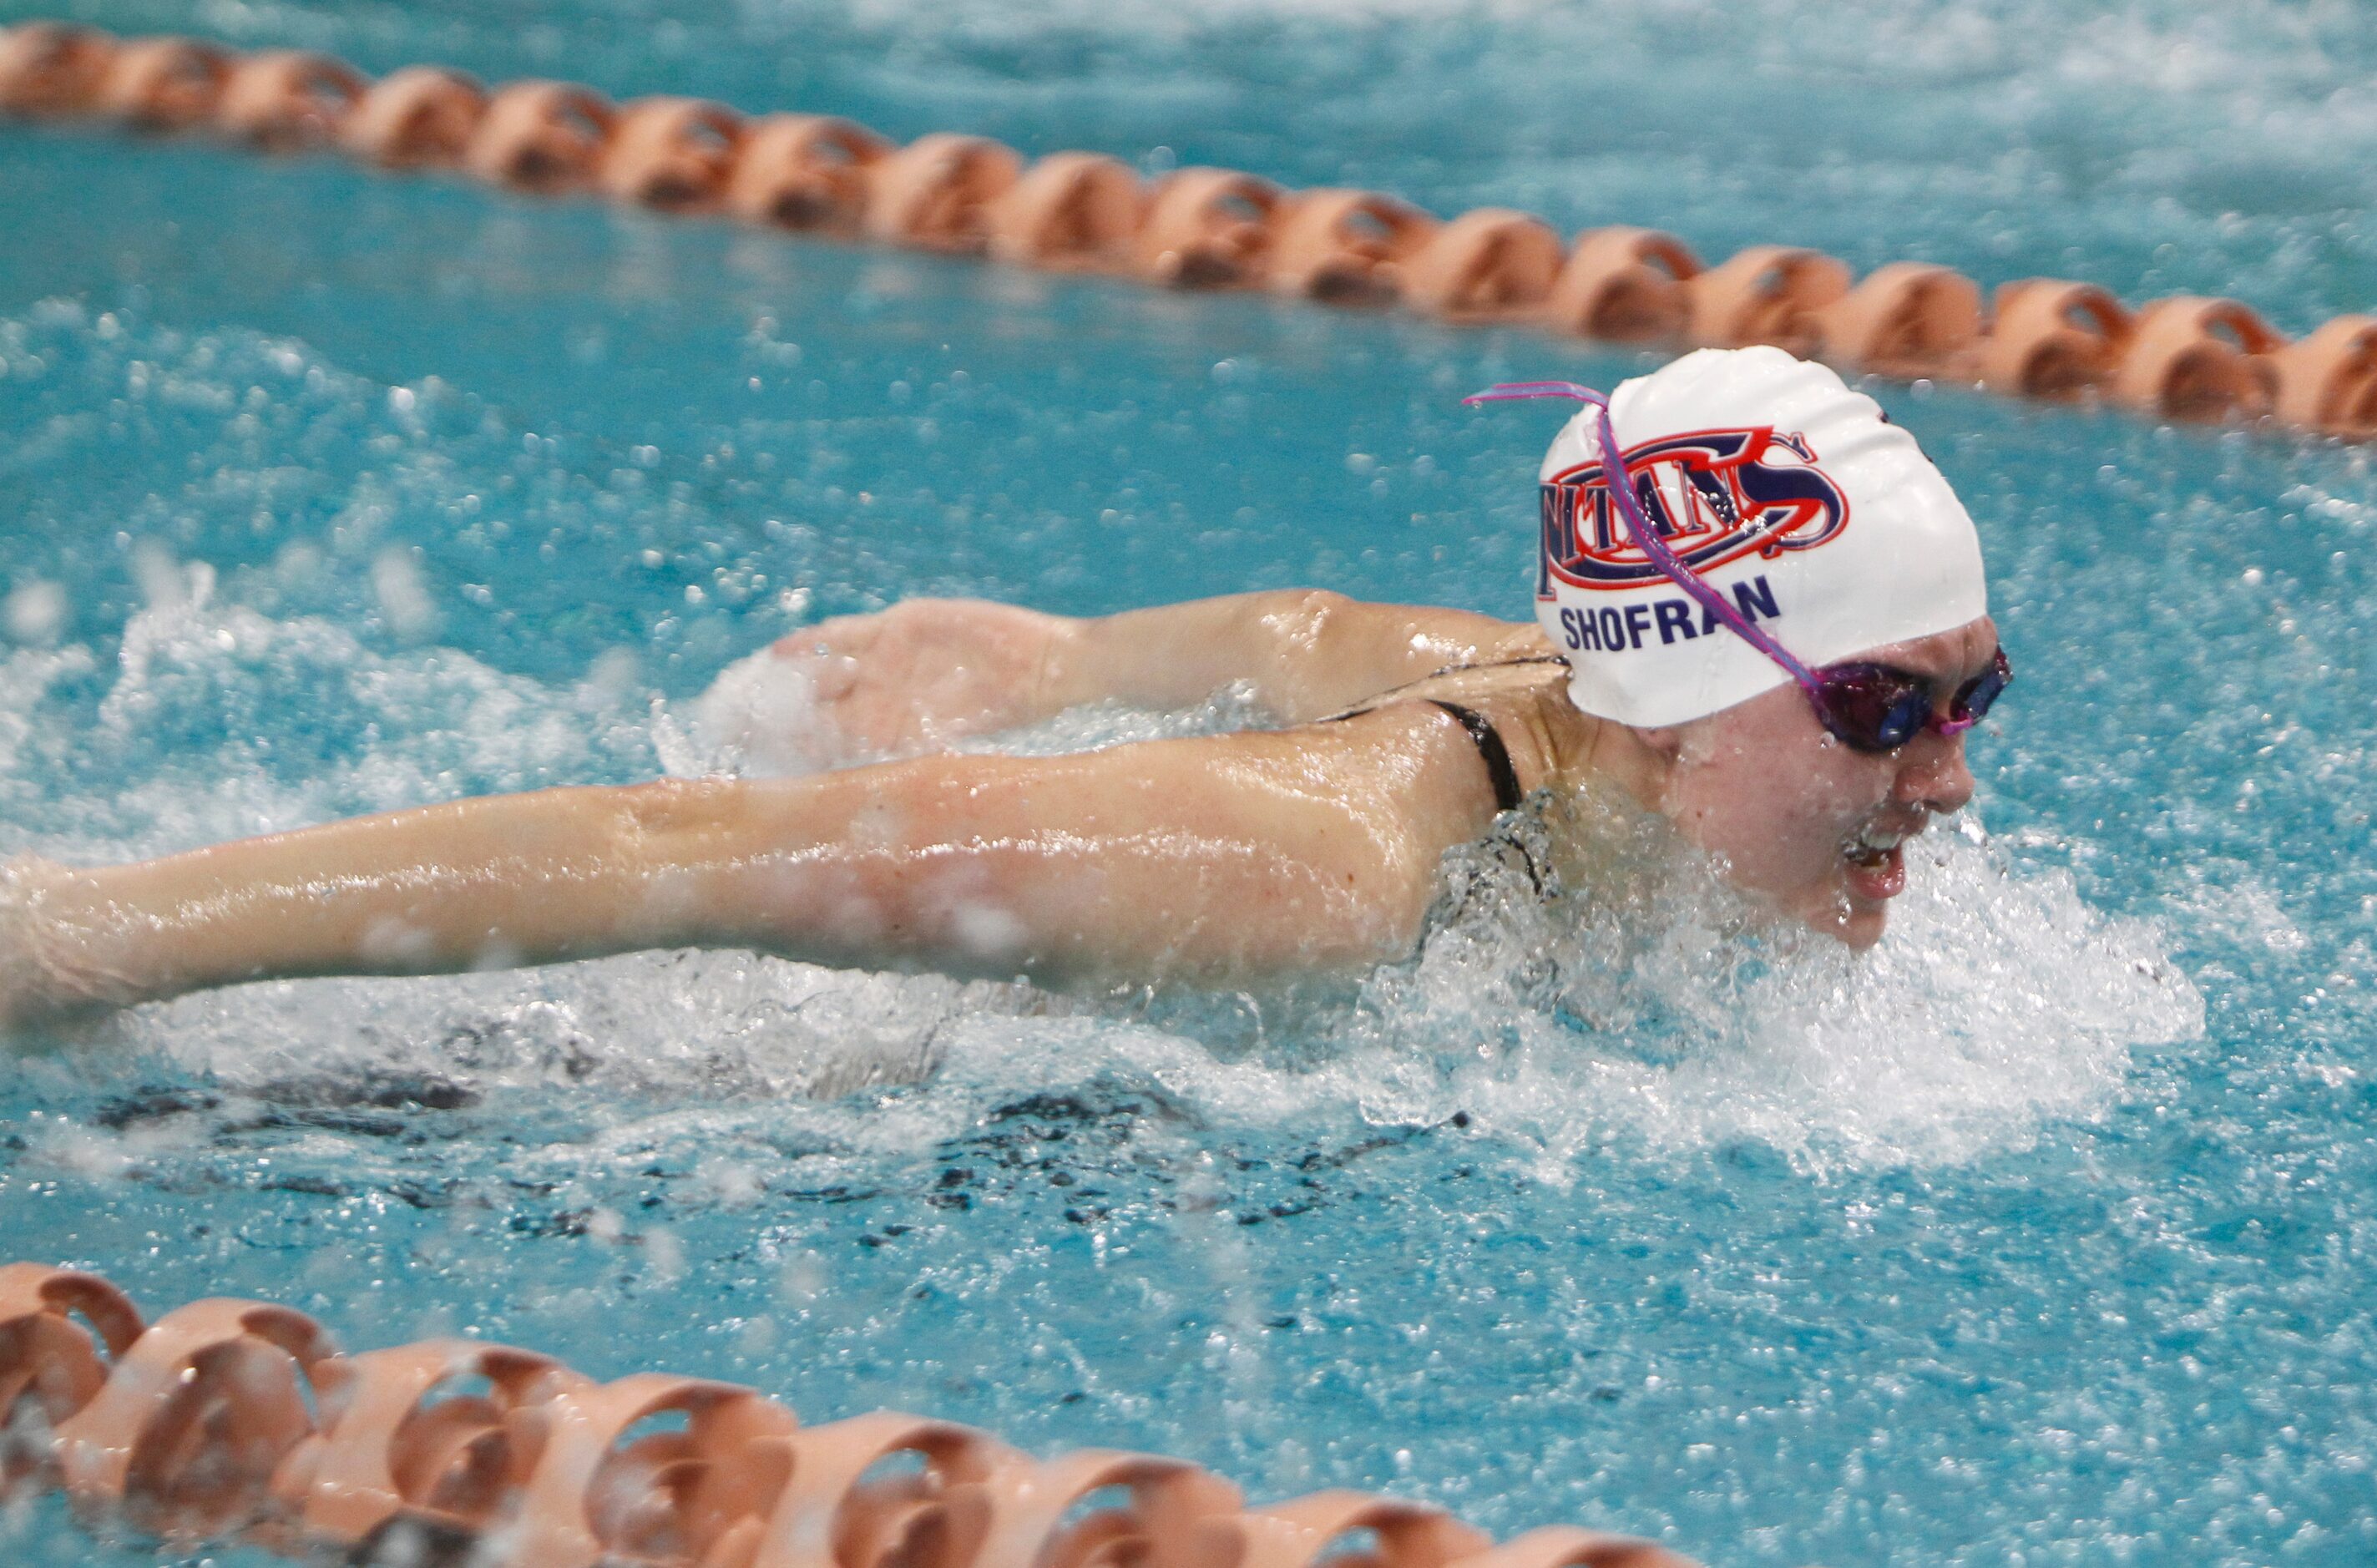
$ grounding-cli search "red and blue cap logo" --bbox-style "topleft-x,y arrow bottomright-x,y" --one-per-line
1539,426 -> 1850,598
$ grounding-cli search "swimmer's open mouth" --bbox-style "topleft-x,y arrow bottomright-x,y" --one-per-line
1844,827 -> 1907,871
1843,821 -> 1923,900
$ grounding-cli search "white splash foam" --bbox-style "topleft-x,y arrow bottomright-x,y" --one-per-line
679,643 -> 842,777
0,645 -> 96,780
1316,803 -> 2205,1171
53,567 -> 656,853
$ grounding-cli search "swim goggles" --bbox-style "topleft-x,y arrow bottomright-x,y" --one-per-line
1464,381 -> 2010,755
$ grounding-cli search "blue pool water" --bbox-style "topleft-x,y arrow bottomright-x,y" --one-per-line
2,1 -> 2374,1563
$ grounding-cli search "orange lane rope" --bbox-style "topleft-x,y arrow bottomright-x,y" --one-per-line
6,19 -> 2376,439
0,1264 -> 1696,1568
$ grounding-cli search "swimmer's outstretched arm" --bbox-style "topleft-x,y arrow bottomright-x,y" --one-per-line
771,590 -> 1548,751
4,711 -> 1500,1028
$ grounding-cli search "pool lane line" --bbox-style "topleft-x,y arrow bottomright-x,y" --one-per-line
5,19 -> 2376,441
0,1262 -> 1701,1568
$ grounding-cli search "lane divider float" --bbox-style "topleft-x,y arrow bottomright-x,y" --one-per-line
0,1263 -> 1697,1568
5,19 -> 2376,438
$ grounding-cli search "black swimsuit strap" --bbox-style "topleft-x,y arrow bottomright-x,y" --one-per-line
1314,654 -> 1553,815
1425,700 -> 1525,814
1424,653 -> 1569,677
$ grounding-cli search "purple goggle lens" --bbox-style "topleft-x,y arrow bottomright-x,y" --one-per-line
1809,646 -> 2011,755
1464,380 -> 2010,755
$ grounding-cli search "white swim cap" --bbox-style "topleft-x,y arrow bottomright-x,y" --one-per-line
1525,346 -> 1988,728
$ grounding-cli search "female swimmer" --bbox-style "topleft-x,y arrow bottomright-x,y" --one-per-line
0,347 -> 2006,1030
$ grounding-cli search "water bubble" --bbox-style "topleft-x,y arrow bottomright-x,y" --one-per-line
371,549 -> 440,642
129,543 -> 190,612
2,580 -> 67,646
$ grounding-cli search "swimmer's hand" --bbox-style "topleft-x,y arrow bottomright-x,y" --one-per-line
766,598 -> 1084,761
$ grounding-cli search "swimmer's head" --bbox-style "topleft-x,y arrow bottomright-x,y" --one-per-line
1522,346 -> 1987,728
1473,348 -> 1998,946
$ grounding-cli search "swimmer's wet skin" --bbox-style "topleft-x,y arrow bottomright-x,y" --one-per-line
0,347 -> 2004,1031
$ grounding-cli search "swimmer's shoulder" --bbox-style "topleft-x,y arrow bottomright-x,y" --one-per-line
1307,652 -> 1591,807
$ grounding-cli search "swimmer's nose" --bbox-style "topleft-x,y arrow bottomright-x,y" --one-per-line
1895,731 -> 1975,814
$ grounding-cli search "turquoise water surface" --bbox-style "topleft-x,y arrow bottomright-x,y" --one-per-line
2,2 -> 2373,1564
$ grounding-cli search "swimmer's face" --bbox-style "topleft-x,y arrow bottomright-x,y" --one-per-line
1648,617 -> 1999,948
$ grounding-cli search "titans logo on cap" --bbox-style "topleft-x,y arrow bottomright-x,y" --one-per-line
1538,427 -> 1851,597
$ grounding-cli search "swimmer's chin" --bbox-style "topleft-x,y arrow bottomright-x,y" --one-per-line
1831,907 -> 1889,951
1781,841 -> 1916,950
1765,874 -> 1895,951
1688,848 -> 1893,952
1800,886 -> 1893,950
